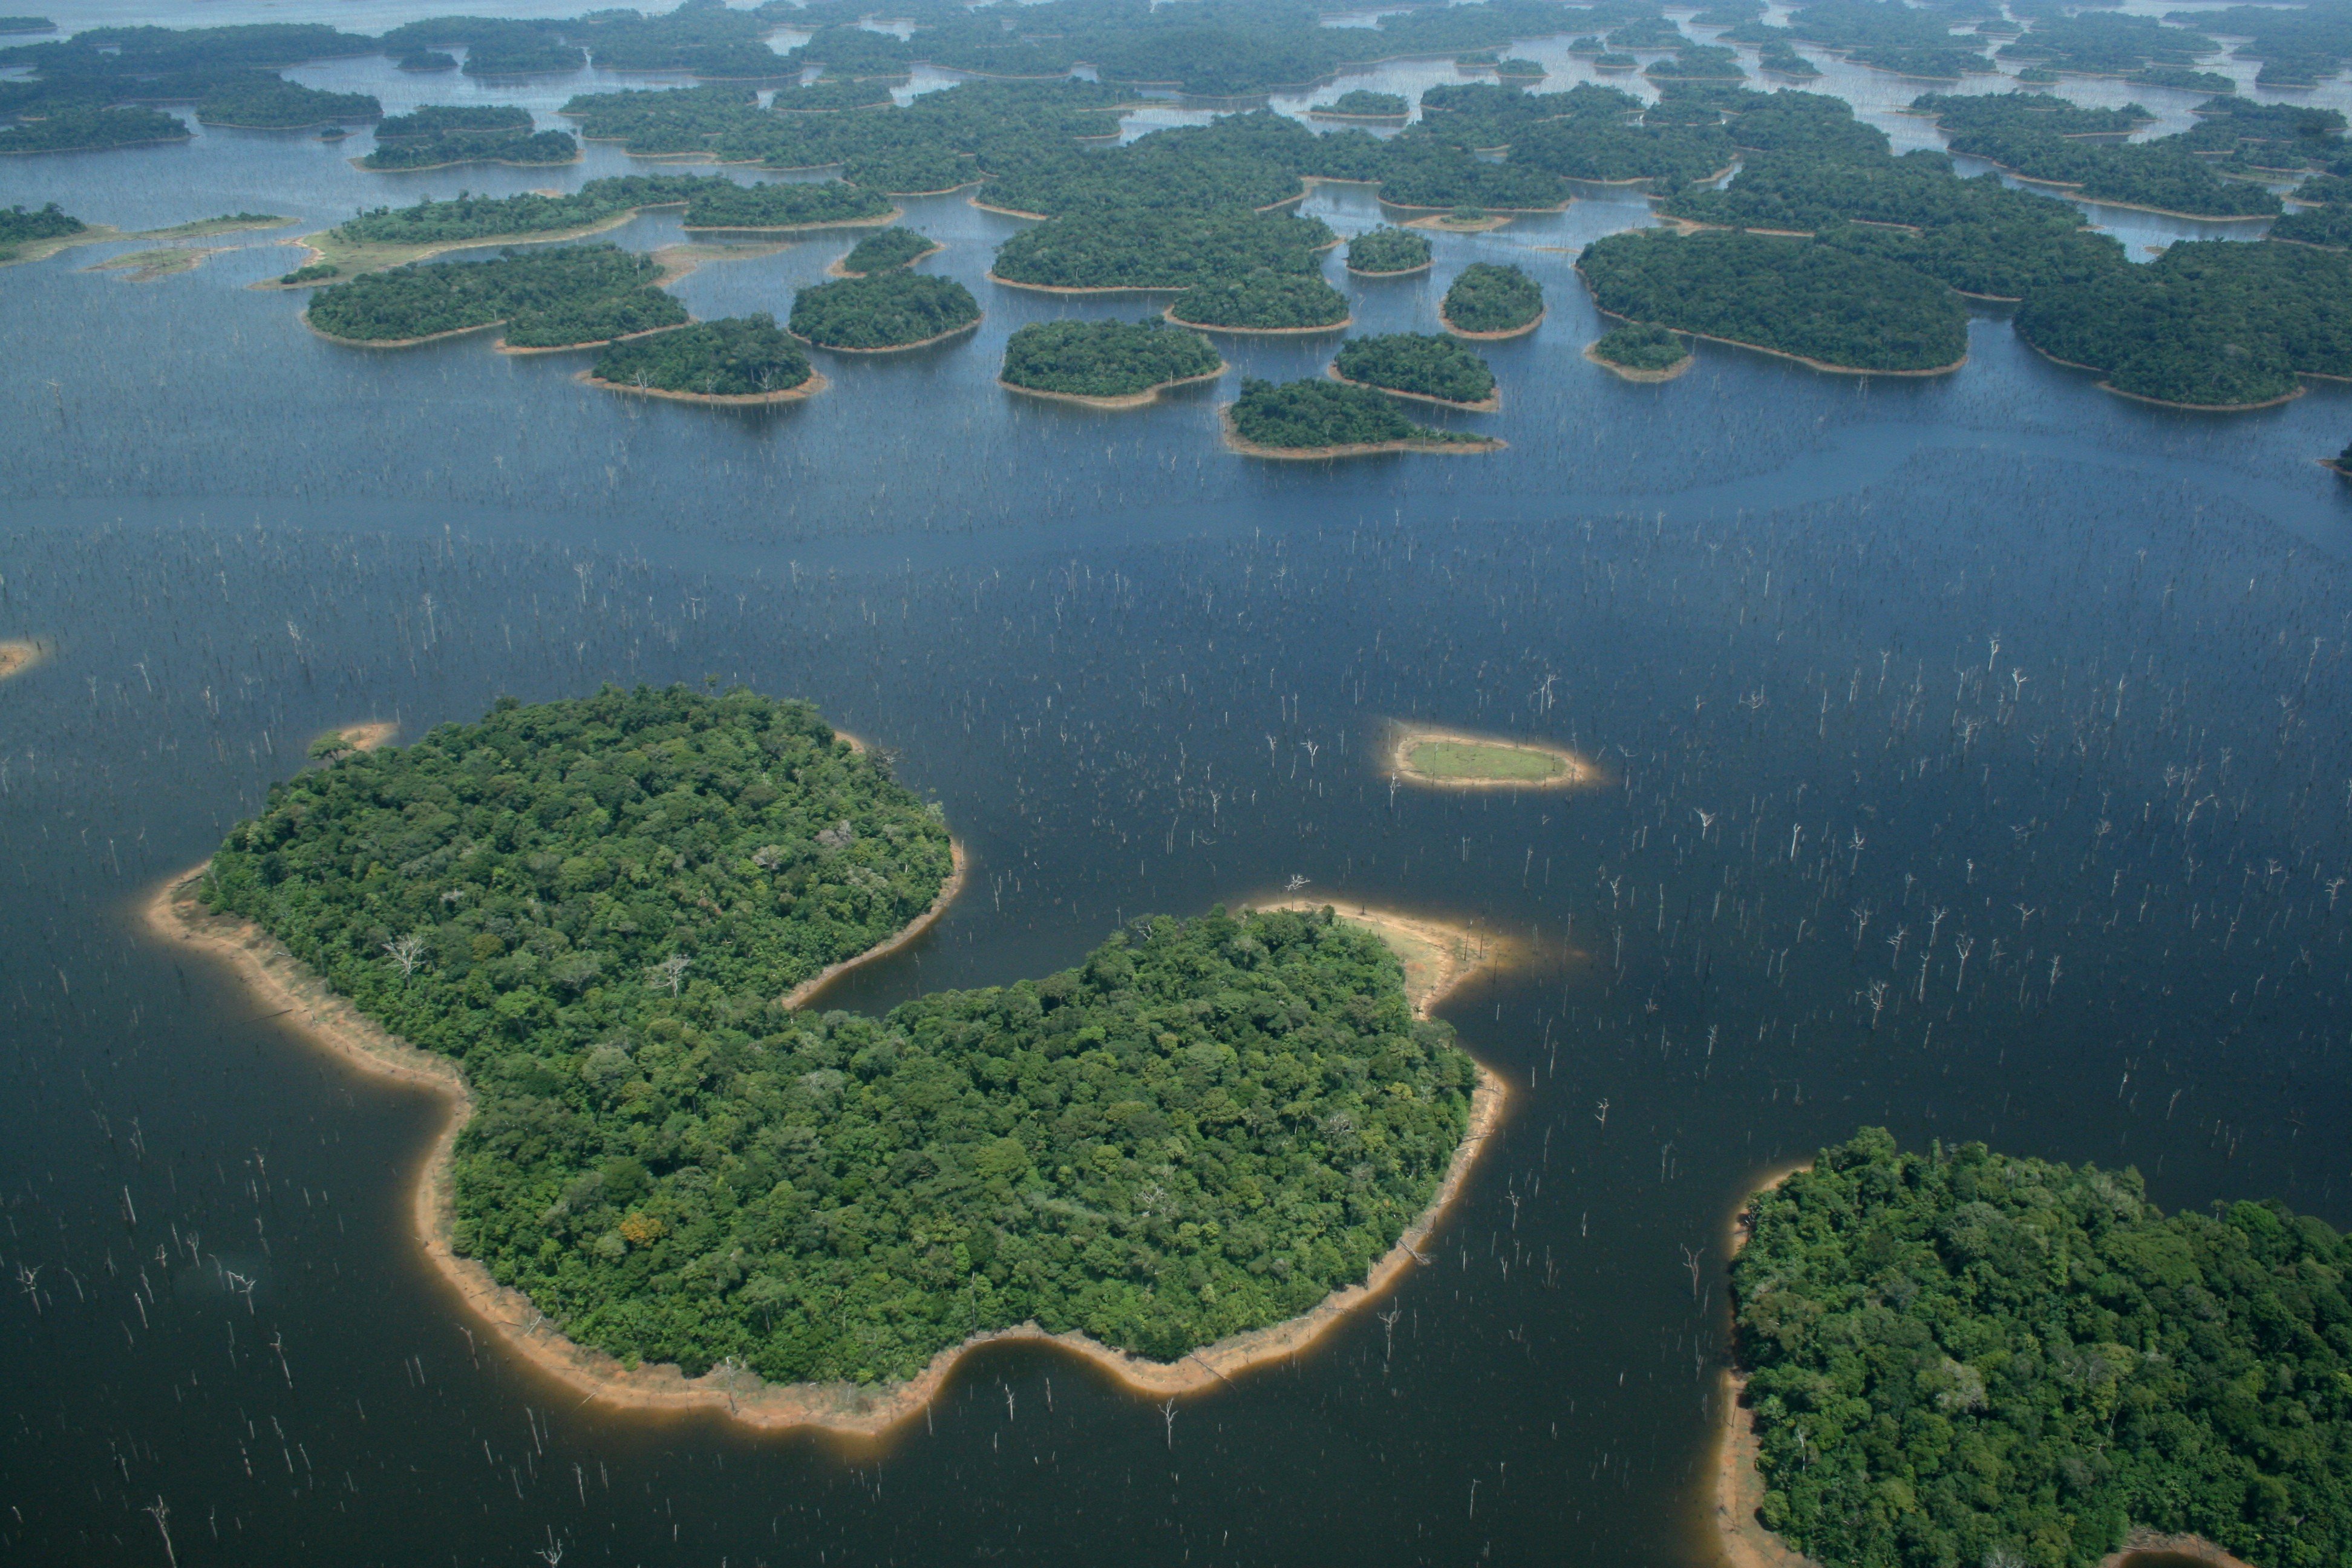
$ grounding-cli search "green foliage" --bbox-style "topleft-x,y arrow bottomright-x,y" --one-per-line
1578,229 -> 1967,370
1317,90 -> 1406,117
837,226 -> 938,275
2016,238 -> 2352,406
1733,1129 -> 2352,1568
1508,114 -> 1736,189
2272,175 -> 2352,248
566,0 -> 791,77
376,18 -> 582,76
373,104 -> 535,140
1345,226 -> 1431,275
1759,40 -> 1821,77
0,105 -> 188,153
1168,272 -> 1350,331
329,176 -> 718,246
1913,93 -> 2279,218
279,262 -> 340,284
1229,377 -> 1458,449
2183,5 -> 2352,88
0,199 -> 80,244
363,129 -> 578,170
1494,58 -> 1546,79
193,74 -> 379,128
1333,333 -> 1496,404
2129,67 -> 2233,94
0,18 -> 55,33
305,244 -> 683,347
679,179 -> 893,229
1649,45 -> 1748,80
1997,12 -> 2218,76
1442,263 -> 1543,334
592,315 -> 814,397
397,50 -> 457,72
2174,97 -> 2347,174
999,318 -> 1221,398
1757,1 -> 1988,79
770,79 -> 895,113
991,208 -> 1334,290
561,83 -> 760,152
789,271 -> 979,348
1590,322 -> 1690,370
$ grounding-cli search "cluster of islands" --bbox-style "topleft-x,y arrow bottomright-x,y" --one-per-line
138,682 -> 2350,1568
7,1 -> 2352,457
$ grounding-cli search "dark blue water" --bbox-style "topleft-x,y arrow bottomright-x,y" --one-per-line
4,13 -> 2352,1567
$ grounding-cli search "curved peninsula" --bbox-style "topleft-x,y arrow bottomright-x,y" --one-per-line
1331,333 -> 1499,411
1225,378 -> 1503,460
789,271 -> 981,351
999,319 -> 1224,409
1722,1129 -> 2352,1568
149,691 -> 1504,1434
586,314 -> 825,405
1440,262 -> 1544,339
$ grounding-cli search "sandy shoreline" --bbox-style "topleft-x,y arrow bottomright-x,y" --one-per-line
1390,724 -> 1598,789
0,638 -> 48,681
1443,306 -> 1545,341
579,368 -> 830,405
146,858 -> 1509,1439
1327,365 -> 1500,413
794,315 -> 982,353
828,239 -> 942,278
1220,407 -> 1503,460
999,366 -> 1227,410
1583,340 -> 1694,382
1170,308 -> 1354,336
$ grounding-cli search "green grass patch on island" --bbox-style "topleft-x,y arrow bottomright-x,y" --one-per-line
1402,739 -> 1570,783
1734,1128 -> 2352,1568
789,270 -> 979,350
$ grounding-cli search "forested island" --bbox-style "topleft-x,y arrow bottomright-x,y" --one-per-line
587,314 -> 818,405
1310,90 -> 1408,121
362,106 -> 576,171
305,244 -> 684,349
1579,230 -> 1968,374
677,180 -> 895,232
1440,263 -> 1544,339
999,319 -> 1224,407
1912,93 -> 2281,220
1168,273 -> 1351,334
1344,226 -> 1432,277
988,209 -> 1335,292
833,226 -> 940,276
789,272 -> 979,351
171,685 -> 1493,1400
1227,378 -> 1500,459
1730,1129 -> 2352,1568
192,76 -> 379,129
1586,322 -> 1694,382
0,104 -> 188,154
0,199 -> 79,261
1331,333 -> 1498,410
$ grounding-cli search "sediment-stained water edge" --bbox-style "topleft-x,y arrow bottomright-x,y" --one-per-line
2,11 -> 2350,1568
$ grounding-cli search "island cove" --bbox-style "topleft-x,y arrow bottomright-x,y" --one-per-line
145,688 -> 1509,1439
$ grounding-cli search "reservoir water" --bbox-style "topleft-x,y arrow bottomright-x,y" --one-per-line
3,8 -> 2350,1564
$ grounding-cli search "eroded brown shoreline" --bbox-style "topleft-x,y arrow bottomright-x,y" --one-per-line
145,851 -> 1506,1439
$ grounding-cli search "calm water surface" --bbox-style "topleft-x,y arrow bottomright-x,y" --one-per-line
3,7 -> 2350,1565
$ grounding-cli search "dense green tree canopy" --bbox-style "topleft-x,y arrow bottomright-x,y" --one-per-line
1442,263 -> 1543,335
1316,89 -> 1407,117
1590,322 -> 1690,371
999,318 -> 1221,398
362,128 -> 578,171
0,103 -> 188,152
990,208 -> 1334,290
679,178 -> 893,230
1230,377 -> 1485,450
305,244 -> 683,347
1168,272 -> 1350,331
1912,93 -> 2279,219
836,226 -> 938,275
1333,333 -> 1497,405
1734,1129 -> 2352,1568
191,74 -> 377,127
0,198 -> 80,258
590,314 -> 814,399
789,271 -> 979,348
1578,230 -> 1967,372
1345,226 -> 1431,275
329,175 -> 714,246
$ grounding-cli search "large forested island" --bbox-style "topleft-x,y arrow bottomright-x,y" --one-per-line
180,686 -> 1485,1391
587,314 -> 818,404
1579,230 -> 1968,374
1227,377 -> 1500,459
1731,1129 -> 2352,1568
1331,333 -> 1498,410
789,271 -> 980,351
999,318 -> 1224,407
305,244 -> 684,349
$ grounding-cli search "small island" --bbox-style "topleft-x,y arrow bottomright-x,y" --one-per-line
0,637 -> 46,681
999,318 -> 1225,408
148,686 -> 1509,1434
1440,262 -> 1545,339
1723,1129 -> 2352,1568
305,244 -> 687,350
1586,322 -> 1694,382
0,105 -> 190,155
362,106 -> 579,171
587,313 -> 824,405
789,271 -> 981,351
1344,226 -> 1433,278
1492,57 -> 1547,80
1168,273 -> 1351,335
988,209 -> 1337,293
1388,725 -> 1593,789
1224,378 -> 1503,460
1331,333 -> 1499,411
1310,90 -> 1409,122
828,226 -> 941,277
2327,440 -> 2352,478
